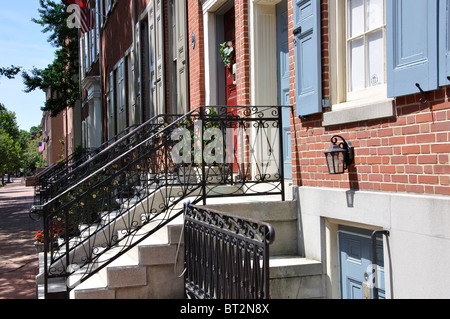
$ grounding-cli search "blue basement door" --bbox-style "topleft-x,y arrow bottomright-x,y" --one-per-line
339,226 -> 386,299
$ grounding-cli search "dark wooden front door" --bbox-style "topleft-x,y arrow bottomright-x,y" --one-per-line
224,7 -> 236,106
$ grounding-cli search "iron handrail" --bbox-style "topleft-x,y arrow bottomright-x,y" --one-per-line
40,105 -> 287,298
34,124 -> 139,204
35,124 -> 138,185
38,114 -> 180,204
184,203 -> 275,299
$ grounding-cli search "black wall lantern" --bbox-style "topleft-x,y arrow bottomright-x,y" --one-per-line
324,135 -> 354,174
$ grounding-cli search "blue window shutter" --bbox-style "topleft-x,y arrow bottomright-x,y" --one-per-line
294,0 -> 322,117
439,0 -> 450,86
387,0 -> 438,98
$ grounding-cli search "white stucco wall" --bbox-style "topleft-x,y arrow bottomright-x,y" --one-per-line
296,186 -> 450,299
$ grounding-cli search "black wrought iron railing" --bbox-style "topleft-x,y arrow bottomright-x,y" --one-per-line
38,106 -> 286,298
34,115 -> 179,205
33,124 -> 138,205
184,204 -> 275,299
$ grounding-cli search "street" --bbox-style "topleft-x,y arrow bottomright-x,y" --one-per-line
0,178 -> 39,299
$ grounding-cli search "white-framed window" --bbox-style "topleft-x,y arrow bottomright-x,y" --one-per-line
346,0 -> 386,101
84,32 -> 89,74
324,0 -> 393,126
90,28 -> 96,65
95,0 -> 100,55
329,0 -> 387,106
107,71 -> 115,139
80,35 -> 85,81
116,58 -> 127,132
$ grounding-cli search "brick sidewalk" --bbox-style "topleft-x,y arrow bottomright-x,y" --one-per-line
0,178 -> 39,299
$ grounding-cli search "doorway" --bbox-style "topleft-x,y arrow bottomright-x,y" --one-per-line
338,226 -> 386,299
223,7 -> 237,106
276,0 -> 292,180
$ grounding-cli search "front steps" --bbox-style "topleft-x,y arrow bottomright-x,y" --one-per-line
37,196 -> 324,299
203,200 -> 325,299
37,219 -> 186,299
71,221 -> 185,299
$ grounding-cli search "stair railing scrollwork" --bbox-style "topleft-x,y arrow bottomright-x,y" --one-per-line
39,106 -> 288,298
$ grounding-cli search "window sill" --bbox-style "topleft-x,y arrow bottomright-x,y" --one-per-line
322,98 -> 395,127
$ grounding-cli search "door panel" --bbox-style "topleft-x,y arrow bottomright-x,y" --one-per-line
339,227 -> 385,299
224,7 -> 237,106
277,0 -> 292,179
155,0 -> 165,115
117,59 -> 127,133
175,0 -> 188,114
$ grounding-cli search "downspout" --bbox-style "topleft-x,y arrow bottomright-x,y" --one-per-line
371,230 -> 390,299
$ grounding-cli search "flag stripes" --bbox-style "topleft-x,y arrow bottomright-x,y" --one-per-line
64,0 -> 94,35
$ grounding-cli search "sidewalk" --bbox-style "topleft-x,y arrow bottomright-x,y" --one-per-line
0,178 -> 39,299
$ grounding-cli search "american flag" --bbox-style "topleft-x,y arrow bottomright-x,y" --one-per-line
38,142 -> 45,153
64,0 -> 94,35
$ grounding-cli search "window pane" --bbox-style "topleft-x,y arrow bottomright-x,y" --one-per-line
366,0 -> 383,31
367,30 -> 384,87
349,37 -> 365,92
349,0 -> 364,38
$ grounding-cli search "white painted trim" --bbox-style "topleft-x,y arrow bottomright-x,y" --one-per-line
203,11 -> 217,106
323,97 -> 395,126
250,2 -> 278,106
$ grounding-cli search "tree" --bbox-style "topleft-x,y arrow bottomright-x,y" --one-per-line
0,132 -> 22,184
0,65 -> 22,79
22,0 -> 79,117
0,104 -> 20,141
22,132 -> 45,176
0,104 -> 22,184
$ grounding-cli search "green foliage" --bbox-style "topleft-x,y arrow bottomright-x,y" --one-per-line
0,132 -> 22,176
22,0 -> 79,117
22,132 -> 45,176
220,41 -> 234,68
0,65 -> 22,79
0,104 -> 22,182
0,104 -> 45,178
0,104 -> 20,141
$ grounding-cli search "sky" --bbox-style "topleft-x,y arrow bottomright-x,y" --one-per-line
0,1 -> 56,132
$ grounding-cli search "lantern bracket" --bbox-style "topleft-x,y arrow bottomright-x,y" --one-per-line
324,135 -> 354,174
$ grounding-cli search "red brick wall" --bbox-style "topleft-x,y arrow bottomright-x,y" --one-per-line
101,0 -> 133,140
235,0 -> 250,105
288,0 -> 450,196
187,0 -> 205,110
187,0 -> 251,109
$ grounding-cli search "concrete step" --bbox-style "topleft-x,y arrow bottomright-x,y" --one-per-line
202,200 -> 299,256
269,256 -> 324,299
70,221 -> 184,299
39,197 -> 319,299
37,278 -> 67,299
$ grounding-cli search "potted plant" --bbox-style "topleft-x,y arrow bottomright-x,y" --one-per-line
202,108 -> 232,184
34,222 -> 64,253
173,115 -> 200,184
34,229 -> 45,253
220,41 -> 234,68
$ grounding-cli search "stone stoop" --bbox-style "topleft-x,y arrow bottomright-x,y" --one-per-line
269,256 -> 324,299
72,199 -> 325,299
70,222 -> 185,299
37,195 -> 325,299
203,200 -> 326,299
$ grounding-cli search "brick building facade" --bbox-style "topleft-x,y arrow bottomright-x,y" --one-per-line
77,0 -> 449,298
